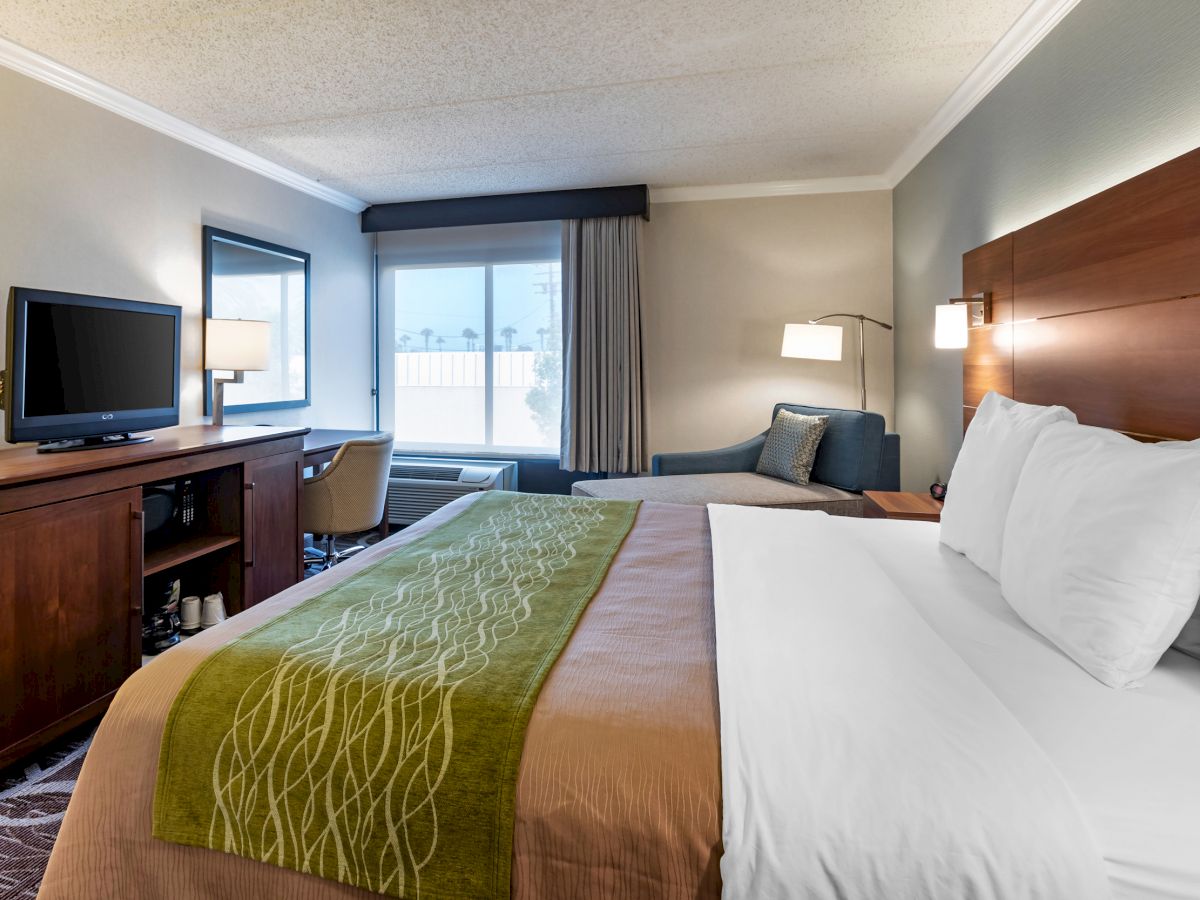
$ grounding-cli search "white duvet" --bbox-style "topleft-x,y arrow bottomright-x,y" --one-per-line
708,505 -> 1112,900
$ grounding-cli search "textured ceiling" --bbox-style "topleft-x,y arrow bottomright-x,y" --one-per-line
0,0 -> 1033,203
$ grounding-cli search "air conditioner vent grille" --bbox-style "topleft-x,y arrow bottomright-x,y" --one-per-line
385,456 -> 516,527
389,464 -> 463,481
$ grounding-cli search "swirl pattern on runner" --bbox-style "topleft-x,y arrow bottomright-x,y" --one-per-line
208,494 -> 606,896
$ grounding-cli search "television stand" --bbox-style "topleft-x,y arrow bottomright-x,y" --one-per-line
0,424 -> 307,768
37,432 -> 154,453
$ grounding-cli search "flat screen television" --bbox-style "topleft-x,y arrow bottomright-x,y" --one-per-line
4,287 -> 182,452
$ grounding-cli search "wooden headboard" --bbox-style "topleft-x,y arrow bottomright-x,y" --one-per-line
962,147 -> 1200,440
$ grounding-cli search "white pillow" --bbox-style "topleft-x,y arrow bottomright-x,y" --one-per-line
939,391 -> 1076,580
1174,617 -> 1200,661
1157,439 -> 1200,661
1001,422 -> 1200,688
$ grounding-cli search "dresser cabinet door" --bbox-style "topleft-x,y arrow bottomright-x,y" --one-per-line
0,487 -> 142,764
243,451 -> 303,607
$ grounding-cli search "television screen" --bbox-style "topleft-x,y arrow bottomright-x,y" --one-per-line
5,287 -> 182,447
22,301 -> 177,416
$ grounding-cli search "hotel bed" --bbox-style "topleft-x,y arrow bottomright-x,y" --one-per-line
38,491 -> 1200,900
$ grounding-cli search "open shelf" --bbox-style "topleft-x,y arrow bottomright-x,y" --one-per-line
144,533 -> 240,576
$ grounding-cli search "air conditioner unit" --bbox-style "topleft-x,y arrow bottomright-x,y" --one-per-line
386,456 -> 518,526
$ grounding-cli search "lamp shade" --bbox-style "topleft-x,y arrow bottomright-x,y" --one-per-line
781,322 -> 843,361
205,318 -> 270,371
933,304 -> 969,349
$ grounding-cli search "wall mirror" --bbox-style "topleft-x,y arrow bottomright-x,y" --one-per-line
203,225 -> 310,415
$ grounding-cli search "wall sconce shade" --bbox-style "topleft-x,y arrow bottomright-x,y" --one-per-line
934,304 -> 969,349
205,319 -> 270,372
781,322 -> 843,361
935,291 -> 993,349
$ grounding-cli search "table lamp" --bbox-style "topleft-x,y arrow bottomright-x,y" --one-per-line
781,313 -> 892,411
205,318 -> 270,426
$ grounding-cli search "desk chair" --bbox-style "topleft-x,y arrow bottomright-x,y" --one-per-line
302,432 -> 394,570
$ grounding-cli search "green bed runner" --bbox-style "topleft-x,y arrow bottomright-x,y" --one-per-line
153,491 -> 639,900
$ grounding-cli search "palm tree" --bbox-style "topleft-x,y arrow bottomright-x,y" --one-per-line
536,327 -> 548,351
461,327 -> 479,351
398,333 -> 411,353
500,326 -> 517,351
435,336 -> 445,351
420,327 -> 434,351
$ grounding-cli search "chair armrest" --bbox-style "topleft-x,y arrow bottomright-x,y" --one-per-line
651,433 -> 766,476
876,433 -> 901,491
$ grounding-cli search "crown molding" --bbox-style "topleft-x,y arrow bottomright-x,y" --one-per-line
0,0 -> 1077,211
884,0 -> 1082,186
649,175 -> 890,203
0,35 -> 367,213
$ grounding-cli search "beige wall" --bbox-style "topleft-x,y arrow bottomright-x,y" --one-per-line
642,192 -> 893,458
0,65 -> 374,447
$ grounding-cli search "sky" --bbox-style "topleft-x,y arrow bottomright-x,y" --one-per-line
395,262 -> 560,353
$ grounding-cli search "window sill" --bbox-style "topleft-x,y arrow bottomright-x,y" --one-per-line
393,446 -> 560,461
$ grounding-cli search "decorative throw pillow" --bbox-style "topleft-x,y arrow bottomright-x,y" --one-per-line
756,410 -> 828,485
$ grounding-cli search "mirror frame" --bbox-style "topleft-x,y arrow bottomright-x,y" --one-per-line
202,225 -> 311,416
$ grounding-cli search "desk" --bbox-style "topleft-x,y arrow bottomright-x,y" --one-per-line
303,429 -> 387,469
302,429 -> 391,540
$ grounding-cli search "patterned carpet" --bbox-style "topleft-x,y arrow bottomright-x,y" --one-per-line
0,726 -> 93,900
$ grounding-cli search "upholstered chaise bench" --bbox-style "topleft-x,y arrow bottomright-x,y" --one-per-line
572,403 -> 900,516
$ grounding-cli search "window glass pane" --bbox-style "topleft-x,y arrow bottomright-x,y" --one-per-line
393,266 -> 486,447
492,262 -> 561,451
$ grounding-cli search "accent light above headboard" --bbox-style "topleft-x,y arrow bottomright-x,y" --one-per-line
960,145 -> 1200,442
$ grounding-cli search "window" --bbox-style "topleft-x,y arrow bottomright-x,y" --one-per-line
203,227 -> 310,414
377,222 -> 562,455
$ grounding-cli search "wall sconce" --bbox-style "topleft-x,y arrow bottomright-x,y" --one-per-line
934,292 -> 992,349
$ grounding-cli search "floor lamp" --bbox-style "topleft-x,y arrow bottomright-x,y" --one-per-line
781,313 -> 893,411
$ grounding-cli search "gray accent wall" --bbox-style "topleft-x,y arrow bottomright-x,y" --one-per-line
0,65 -> 374,447
893,0 -> 1200,489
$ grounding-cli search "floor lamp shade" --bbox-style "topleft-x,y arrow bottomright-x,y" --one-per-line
781,322 -> 843,360
782,312 -> 892,412
205,319 -> 270,372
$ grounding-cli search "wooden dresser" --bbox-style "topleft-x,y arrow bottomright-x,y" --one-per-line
0,425 -> 307,768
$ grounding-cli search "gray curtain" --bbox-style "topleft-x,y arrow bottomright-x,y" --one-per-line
560,215 -> 646,473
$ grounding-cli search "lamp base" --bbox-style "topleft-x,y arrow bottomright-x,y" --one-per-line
211,371 -> 245,427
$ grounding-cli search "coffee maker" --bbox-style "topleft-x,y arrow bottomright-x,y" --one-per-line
142,578 -> 182,655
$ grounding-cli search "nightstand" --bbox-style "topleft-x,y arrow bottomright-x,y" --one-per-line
863,491 -> 943,522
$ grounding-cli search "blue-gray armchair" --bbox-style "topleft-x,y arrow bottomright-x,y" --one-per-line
572,404 -> 900,515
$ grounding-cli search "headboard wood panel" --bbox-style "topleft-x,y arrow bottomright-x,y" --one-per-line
961,146 -> 1200,441
1013,149 -> 1200,321
962,234 -> 1014,421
